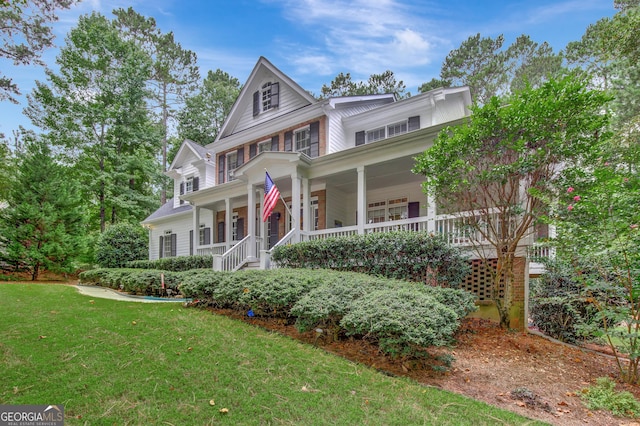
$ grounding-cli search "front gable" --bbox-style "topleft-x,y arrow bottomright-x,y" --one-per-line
218,57 -> 316,140
169,139 -> 209,172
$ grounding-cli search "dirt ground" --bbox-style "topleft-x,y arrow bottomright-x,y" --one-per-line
222,311 -> 640,426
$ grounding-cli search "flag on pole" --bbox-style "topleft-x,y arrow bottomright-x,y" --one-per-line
262,171 -> 280,222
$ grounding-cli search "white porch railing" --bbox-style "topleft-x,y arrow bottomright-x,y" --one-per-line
301,225 -> 358,241
197,243 -> 227,256
214,235 -> 251,272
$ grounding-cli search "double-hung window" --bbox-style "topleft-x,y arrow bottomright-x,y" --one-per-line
367,197 -> 408,222
258,140 -> 271,154
262,82 -> 273,111
295,127 -> 311,156
185,176 -> 194,193
226,151 -> 238,182
387,121 -> 408,137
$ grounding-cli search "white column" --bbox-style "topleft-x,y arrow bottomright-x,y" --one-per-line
427,194 -> 436,234
357,166 -> 366,235
192,206 -> 200,255
225,198 -> 232,250
302,177 -> 310,232
291,172 -> 301,242
247,182 -> 256,259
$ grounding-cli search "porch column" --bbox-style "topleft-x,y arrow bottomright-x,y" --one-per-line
225,197 -> 232,250
357,166 -> 366,235
192,205 -> 200,255
258,187 -> 267,251
291,172 -> 301,242
427,194 -> 436,234
247,182 -> 256,259
302,177 -> 310,232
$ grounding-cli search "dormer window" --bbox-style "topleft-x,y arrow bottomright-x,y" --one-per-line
185,176 -> 194,193
179,176 -> 199,204
253,82 -> 279,116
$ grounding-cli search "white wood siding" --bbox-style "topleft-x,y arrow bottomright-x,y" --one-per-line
148,209 -> 214,260
326,101 -> 395,154
325,186 -> 353,227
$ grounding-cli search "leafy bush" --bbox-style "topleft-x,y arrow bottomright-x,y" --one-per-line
580,377 -> 640,417
95,223 -> 147,268
271,232 -> 470,287
79,268 -> 182,296
530,260 -> 602,343
340,287 -> 462,359
127,255 -> 212,272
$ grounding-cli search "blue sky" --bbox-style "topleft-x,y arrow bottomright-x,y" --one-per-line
0,0 -> 616,138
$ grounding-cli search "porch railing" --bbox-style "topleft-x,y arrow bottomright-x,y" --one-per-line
197,242 -> 227,256
214,235 -> 251,272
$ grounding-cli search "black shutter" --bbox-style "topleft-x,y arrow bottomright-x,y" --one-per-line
159,236 -> 164,258
236,147 -> 244,167
408,115 -> 420,131
271,135 -> 279,151
217,222 -> 225,243
218,155 -> 225,184
309,121 -> 319,158
253,90 -> 260,116
204,227 -> 211,245
249,143 -> 257,159
170,233 -> 177,257
355,131 -> 365,146
190,230 -> 194,255
284,131 -> 293,152
236,218 -> 245,240
271,82 -> 279,108
180,182 -> 184,195
408,202 -> 420,218
193,177 -> 199,191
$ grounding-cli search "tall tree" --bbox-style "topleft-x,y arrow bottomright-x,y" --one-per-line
0,137 -> 85,280
177,69 -> 241,145
0,0 -> 77,103
413,74 -> 611,328
113,7 -> 200,205
25,12 -> 160,232
320,70 -> 407,99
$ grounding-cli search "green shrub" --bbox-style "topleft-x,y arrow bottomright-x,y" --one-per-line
580,377 -> 640,417
340,287 -> 461,359
127,255 -> 212,272
95,223 -> 147,268
78,268 -> 182,296
271,232 -> 470,287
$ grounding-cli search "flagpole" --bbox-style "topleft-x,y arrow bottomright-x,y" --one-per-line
264,168 -> 295,222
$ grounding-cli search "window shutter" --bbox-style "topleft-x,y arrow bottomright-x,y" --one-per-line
271,82 -> 279,108
355,131 -> 365,146
408,202 -> 420,218
309,121 -> 319,158
189,230 -> 194,255
236,147 -> 244,166
218,155 -> 225,184
217,222 -> 225,243
180,182 -> 184,195
253,90 -> 260,116
408,116 -> 420,131
159,236 -> 164,258
271,135 -> 279,151
236,218 -> 245,240
249,143 -> 257,158
204,227 -> 211,245
284,131 -> 293,152
170,233 -> 177,257
193,177 -> 199,191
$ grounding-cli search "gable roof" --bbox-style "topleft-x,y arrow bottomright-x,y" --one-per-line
217,57 -> 316,140
142,198 -> 192,223
169,139 -> 210,171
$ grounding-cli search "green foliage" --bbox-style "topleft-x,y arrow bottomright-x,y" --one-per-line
530,260 -> 602,343
319,70 -> 408,99
78,268 -> 182,296
272,232 -> 470,287
0,138 -> 85,280
95,223 -> 148,268
340,287 -> 462,359
127,255 -> 212,271
580,377 -> 640,417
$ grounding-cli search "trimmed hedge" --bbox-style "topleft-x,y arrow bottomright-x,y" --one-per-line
271,231 -> 470,287
79,268 -> 182,296
126,255 -> 212,272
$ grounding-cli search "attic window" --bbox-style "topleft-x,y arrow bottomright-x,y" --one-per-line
253,82 -> 280,116
387,121 -> 408,137
262,82 -> 273,111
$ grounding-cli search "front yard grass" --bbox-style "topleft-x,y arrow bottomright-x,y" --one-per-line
0,283 -> 546,425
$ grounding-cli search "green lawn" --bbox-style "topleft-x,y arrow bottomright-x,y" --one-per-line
0,283 -> 547,425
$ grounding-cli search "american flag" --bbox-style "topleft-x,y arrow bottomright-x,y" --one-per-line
262,172 -> 280,222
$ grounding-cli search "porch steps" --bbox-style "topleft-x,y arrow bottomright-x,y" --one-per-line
242,260 -> 261,270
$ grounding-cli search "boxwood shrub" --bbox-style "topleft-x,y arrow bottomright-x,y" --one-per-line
271,231 -> 470,286
78,268 -> 182,296
126,255 -> 212,272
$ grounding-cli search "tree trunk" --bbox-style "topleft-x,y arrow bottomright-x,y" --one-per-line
160,82 -> 168,205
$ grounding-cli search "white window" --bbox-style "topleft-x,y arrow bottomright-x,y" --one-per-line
295,127 -> 310,156
185,176 -> 194,193
199,224 -> 206,245
232,212 -> 239,241
367,127 -> 385,143
262,82 -> 273,111
286,198 -> 319,232
367,200 -> 386,224
388,197 -> 409,220
163,230 -> 173,257
367,197 -> 408,222
387,121 -> 408,137
258,140 -> 271,153
226,151 -> 237,182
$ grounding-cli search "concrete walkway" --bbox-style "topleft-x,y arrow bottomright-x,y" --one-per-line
75,285 -> 189,303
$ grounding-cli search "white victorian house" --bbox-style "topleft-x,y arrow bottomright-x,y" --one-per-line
142,56 -> 474,268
